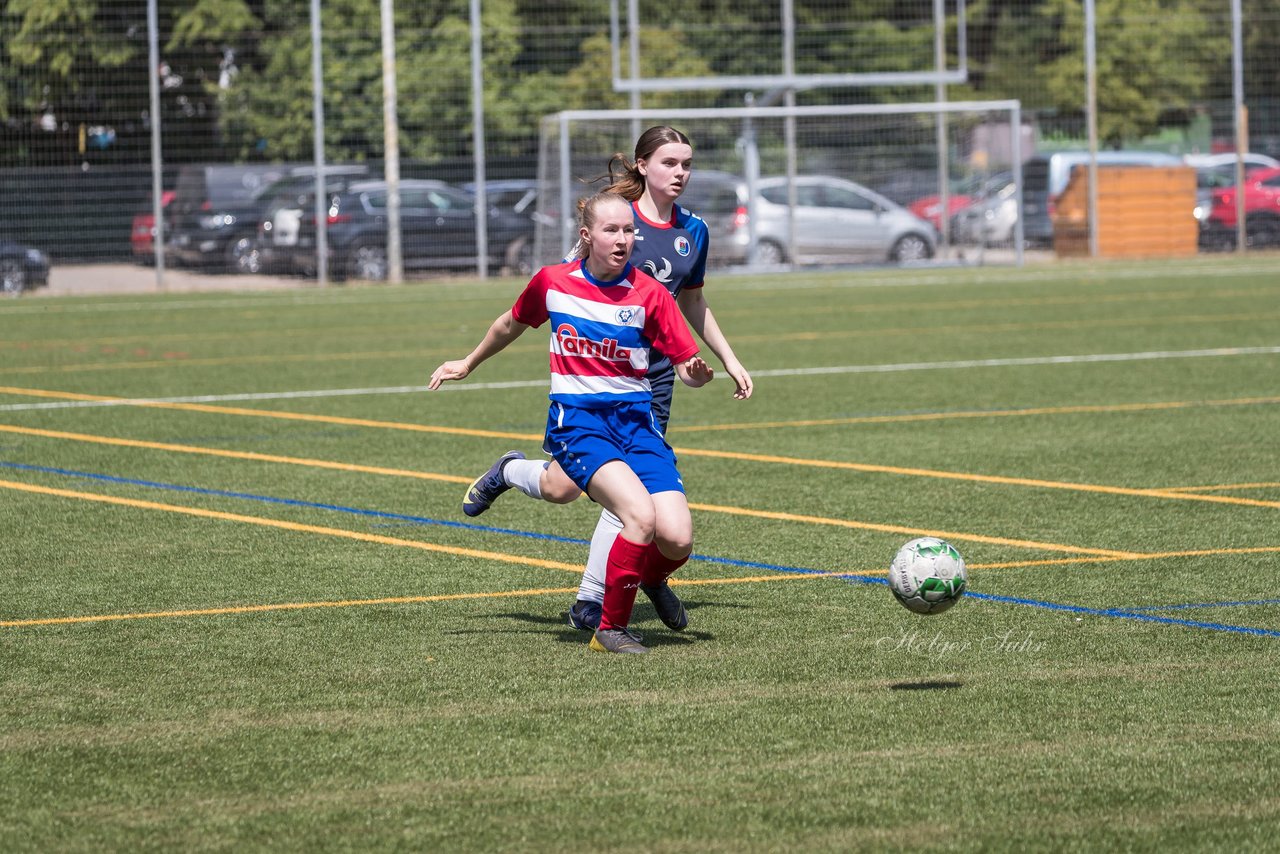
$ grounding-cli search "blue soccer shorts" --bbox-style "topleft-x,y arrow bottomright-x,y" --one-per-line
543,401 -> 685,497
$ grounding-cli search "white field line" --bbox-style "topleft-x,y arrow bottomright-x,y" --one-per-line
2,345 -> 1279,412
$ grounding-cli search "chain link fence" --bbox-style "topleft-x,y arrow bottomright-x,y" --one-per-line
0,0 -> 1277,290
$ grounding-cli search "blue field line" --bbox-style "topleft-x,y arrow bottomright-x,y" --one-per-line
5,459 -> 1275,638
0,460 -> 824,576
964,591 -> 1280,638
1120,598 -> 1280,612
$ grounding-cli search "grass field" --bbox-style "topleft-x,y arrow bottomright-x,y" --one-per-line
3,256 -> 1280,851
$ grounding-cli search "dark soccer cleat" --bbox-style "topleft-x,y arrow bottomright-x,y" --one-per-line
567,599 -> 603,631
589,627 -> 649,654
640,582 -> 688,631
462,451 -> 524,517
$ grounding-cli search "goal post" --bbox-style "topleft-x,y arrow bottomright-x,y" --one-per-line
535,100 -> 1026,271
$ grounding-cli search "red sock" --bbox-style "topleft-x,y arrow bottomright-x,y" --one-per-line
641,541 -> 689,587
599,536 -> 649,631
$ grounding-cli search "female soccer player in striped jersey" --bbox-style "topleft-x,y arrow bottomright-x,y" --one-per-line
459,127 -> 753,637
430,192 -> 713,654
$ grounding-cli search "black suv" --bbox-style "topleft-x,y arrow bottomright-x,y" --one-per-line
166,164 -> 371,273
286,179 -> 534,280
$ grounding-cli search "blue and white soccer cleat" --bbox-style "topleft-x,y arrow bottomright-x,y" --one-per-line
567,599 -> 603,631
462,450 -> 525,517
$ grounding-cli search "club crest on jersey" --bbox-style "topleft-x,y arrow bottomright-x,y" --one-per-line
555,323 -> 631,360
674,235 -> 690,257
615,307 -> 636,325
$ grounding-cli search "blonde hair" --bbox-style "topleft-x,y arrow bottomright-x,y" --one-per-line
567,192 -> 633,261
568,126 -> 692,258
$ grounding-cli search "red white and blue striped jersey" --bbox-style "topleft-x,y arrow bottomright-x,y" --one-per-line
511,259 -> 699,409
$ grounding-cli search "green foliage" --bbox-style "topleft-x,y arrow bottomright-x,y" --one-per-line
167,0 -> 260,50
1038,0 -> 1227,145
0,0 -> 1265,163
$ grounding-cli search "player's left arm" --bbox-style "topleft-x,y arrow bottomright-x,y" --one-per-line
676,287 -> 753,400
429,310 -> 528,389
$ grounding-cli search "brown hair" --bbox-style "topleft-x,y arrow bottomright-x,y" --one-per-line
595,125 -> 692,202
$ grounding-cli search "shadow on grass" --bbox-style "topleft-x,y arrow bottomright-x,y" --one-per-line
445,600 -> 723,647
889,680 -> 964,691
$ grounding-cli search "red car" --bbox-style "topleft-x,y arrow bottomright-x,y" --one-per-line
130,190 -> 176,263
1205,166 -> 1280,247
907,172 -> 1014,234
907,194 -> 974,232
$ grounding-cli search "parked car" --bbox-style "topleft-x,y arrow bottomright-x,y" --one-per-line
1201,166 -> 1280,249
166,164 -> 294,271
249,166 -> 373,274
950,172 -> 1018,246
460,179 -> 544,275
285,179 -> 535,280
908,172 -> 1009,232
1184,153 -> 1280,243
670,170 -> 753,267
167,164 -> 370,273
719,175 -> 937,264
1184,152 -> 1280,182
1,239 -> 51,295
130,190 -> 175,264
1022,151 -> 1182,246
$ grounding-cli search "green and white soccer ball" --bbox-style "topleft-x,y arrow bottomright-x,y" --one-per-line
888,537 -> 968,615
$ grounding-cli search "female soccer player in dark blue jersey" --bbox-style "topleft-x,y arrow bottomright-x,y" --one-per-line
460,127 -> 753,635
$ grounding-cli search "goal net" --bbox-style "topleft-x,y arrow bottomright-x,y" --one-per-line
534,101 -> 1026,271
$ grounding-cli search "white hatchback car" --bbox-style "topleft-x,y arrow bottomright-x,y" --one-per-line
724,175 -> 938,264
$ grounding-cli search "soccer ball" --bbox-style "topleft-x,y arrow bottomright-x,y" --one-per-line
888,537 -> 968,615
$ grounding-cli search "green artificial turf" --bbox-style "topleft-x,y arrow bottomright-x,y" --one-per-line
2,256 -> 1279,851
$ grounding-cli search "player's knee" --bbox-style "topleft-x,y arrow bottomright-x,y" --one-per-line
618,506 -> 657,542
654,531 -> 692,560
653,508 -> 692,558
540,467 -> 581,504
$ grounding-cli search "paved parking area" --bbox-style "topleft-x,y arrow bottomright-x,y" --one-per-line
34,263 -> 311,297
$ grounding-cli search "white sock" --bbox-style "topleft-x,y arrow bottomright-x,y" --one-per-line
503,458 -> 548,499
577,508 -> 622,604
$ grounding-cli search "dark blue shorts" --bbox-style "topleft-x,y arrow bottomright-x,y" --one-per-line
647,368 -> 674,434
543,401 -> 684,497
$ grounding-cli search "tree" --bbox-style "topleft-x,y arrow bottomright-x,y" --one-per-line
1038,0 -> 1226,146
0,0 -> 265,164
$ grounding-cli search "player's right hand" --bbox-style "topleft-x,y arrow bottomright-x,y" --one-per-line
429,360 -> 471,390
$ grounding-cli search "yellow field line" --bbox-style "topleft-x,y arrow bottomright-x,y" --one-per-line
717,285 -> 1280,321
0,348 -> 458,375
0,586 -> 582,628
0,479 -> 583,574
689,501 -> 1143,558
0,421 -> 1143,557
678,448 -> 1280,511
667,396 -> 1280,434
0,423 -> 470,484
735,310 -> 1280,345
1158,482 -> 1280,494
0,385 -> 535,441
10,548 -> 1280,628
5,385 -> 1279,510
0,343 -> 543,375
